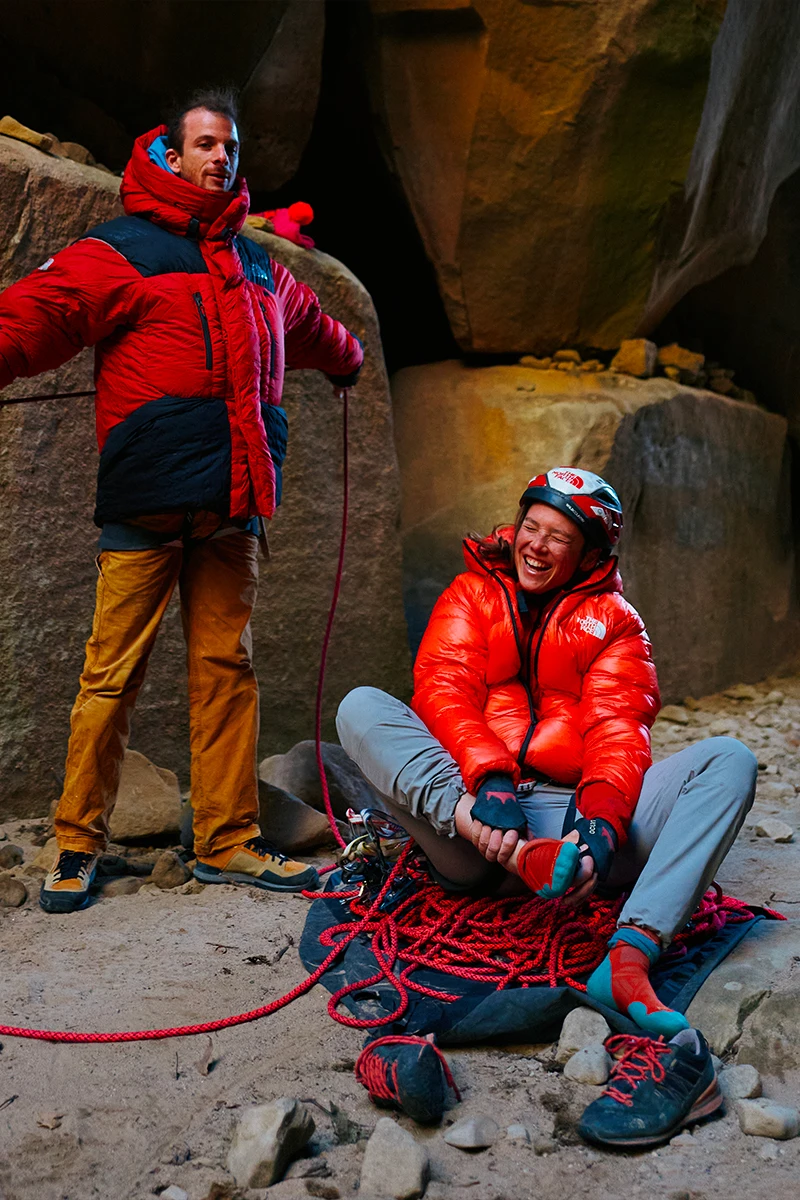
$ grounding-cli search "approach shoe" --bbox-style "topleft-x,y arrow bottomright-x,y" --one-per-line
193,836 -> 319,892
39,850 -> 99,914
354,1034 -> 460,1125
578,1028 -> 722,1149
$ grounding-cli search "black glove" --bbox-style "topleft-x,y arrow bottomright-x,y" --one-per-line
470,773 -> 527,834
328,336 -> 364,388
573,816 -> 618,882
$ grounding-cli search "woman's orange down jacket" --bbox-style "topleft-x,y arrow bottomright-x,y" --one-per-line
412,532 -> 661,844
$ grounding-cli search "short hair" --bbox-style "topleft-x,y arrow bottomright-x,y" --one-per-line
166,87 -> 240,153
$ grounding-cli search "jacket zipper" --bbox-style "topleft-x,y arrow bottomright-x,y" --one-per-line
259,301 -> 276,379
193,292 -> 213,370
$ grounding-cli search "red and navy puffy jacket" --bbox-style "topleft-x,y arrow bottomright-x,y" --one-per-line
0,126 -> 364,525
412,530 -> 661,844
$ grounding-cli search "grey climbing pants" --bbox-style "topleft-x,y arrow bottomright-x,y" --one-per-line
336,687 -> 758,945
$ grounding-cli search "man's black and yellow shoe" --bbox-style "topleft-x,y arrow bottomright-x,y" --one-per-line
40,850 -> 99,913
194,836 -> 319,892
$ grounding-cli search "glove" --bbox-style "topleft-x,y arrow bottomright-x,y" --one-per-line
573,816 -> 618,882
470,773 -> 527,834
328,336 -> 364,388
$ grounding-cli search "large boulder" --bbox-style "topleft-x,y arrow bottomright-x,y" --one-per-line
367,0 -> 725,353
393,360 -> 798,701
0,136 -> 410,816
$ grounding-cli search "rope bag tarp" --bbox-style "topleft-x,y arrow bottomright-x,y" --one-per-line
299,866 -> 778,1046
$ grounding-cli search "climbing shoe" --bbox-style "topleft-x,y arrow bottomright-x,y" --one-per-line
585,926 -> 690,1038
578,1028 -> 722,1149
515,837 -> 581,898
39,850 -> 99,913
193,836 -> 319,892
354,1034 -> 460,1124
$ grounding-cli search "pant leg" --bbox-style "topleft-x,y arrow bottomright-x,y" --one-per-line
55,548 -> 182,852
337,686 -> 496,889
608,736 -> 757,944
180,531 -> 261,860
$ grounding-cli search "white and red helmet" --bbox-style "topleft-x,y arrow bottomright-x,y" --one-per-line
519,467 -> 623,552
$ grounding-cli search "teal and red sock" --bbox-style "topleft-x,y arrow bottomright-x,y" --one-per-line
585,925 -> 690,1038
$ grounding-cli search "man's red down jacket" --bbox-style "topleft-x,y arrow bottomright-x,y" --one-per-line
412,532 -> 661,844
0,126 -> 363,524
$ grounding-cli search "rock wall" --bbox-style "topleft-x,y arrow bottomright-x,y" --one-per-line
393,360 -> 797,700
0,135 -> 410,817
367,0 -> 725,353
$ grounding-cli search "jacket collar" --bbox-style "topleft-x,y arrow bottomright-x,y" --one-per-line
119,125 -> 250,242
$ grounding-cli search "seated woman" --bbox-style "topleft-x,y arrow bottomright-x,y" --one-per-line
337,466 -> 757,1039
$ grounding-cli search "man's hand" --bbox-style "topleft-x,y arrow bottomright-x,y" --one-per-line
455,793 -> 520,868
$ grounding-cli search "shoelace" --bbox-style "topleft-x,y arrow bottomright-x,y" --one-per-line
602,1034 -> 672,1107
354,1033 -> 461,1104
52,851 -> 95,882
243,836 -> 287,865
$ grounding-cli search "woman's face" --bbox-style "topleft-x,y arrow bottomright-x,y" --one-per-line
513,502 -> 592,593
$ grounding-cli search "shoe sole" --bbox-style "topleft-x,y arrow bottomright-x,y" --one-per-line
193,865 -> 319,893
581,1079 -> 724,1149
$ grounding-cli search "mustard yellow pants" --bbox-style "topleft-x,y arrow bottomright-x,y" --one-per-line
54,531 -> 261,860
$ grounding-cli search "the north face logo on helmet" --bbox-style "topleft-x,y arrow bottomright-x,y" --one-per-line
577,615 -> 606,639
551,469 -> 585,489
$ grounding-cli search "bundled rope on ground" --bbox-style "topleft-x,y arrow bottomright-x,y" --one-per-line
316,853 -> 782,1029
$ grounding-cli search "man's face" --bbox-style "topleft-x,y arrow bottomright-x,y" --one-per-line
513,502 -> 597,594
165,108 -> 240,192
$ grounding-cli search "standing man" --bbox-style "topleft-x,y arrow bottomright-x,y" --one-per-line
0,90 -> 363,912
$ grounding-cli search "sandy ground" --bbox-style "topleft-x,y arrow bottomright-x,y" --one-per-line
2,674 -> 800,1200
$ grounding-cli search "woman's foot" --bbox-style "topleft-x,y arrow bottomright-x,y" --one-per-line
585,926 -> 690,1038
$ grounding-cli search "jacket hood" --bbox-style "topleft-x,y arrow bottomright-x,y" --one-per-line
120,126 -> 250,241
462,527 -> 623,597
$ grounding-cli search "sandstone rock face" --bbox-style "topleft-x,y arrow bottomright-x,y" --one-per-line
393,360 -> 797,700
0,138 -> 409,815
368,0 -> 725,352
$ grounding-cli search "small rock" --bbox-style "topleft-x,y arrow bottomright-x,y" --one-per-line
719,1064 -> 761,1100
443,1114 -> 499,1150
0,115 -> 54,152
723,684 -> 759,701
610,338 -> 657,378
100,876 -> 145,898
0,844 -> 23,869
32,838 -> 59,872
754,713 -> 775,728
553,349 -> 582,364
763,690 -> 785,705
160,1188 -> 189,1200
259,741 -> 380,821
111,749 -> 182,843
760,1141 -> 780,1160
55,140 -> 96,167
505,1123 -> 531,1143
228,1097 -> 315,1189
659,705 -> 690,725
683,696 -> 702,710
669,1130 -> 695,1147
0,874 -> 27,907
179,878 -> 205,895
754,818 -> 794,843
360,1117 -> 428,1198
305,1183 -> 340,1200
709,717 -> 740,736
152,850 -> 192,890
518,355 -> 552,368
532,1135 -> 558,1155
656,343 -> 704,384
556,1007 -> 611,1063
562,1043 -> 611,1085
735,1098 -> 799,1140
36,1111 -> 63,1129
580,359 -> 604,372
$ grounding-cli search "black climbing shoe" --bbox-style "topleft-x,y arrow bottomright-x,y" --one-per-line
578,1028 -> 722,1149
354,1034 -> 460,1124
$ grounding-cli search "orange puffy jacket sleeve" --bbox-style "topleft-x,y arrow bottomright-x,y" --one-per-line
412,574 -> 520,793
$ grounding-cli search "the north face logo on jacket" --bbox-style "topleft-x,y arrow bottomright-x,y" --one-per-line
577,615 -> 607,639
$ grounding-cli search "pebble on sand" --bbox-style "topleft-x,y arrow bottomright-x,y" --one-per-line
0,844 -> 23,869
443,1114 -> 499,1150
360,1117 -> 429,1199
151,850 -> 192,890
754,818 -> 794,843
562,1043 -> 611,1085
719,1064 -> 762,1100
735,1098 -> 800,1140
556,1007 -> 611,1063
659,705 -> 690,725
227,1097 -> 315,1188
0,874 -> 27,907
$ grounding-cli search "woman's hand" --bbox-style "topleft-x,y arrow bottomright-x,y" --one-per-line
455,793 -> 520,867
560,829 -> 597,906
